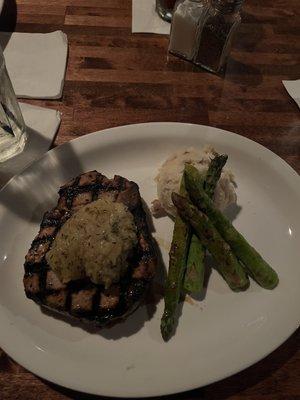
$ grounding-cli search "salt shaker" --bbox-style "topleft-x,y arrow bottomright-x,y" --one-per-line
169,0 -> 210,61
194,0 -> 244,72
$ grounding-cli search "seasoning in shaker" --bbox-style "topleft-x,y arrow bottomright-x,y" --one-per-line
169,0 -> 209,61
194,0 -> 244,73
156,0 -> 177,22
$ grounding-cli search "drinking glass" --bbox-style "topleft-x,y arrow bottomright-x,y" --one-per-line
156,0 -> 177,22
0,46 -> 27,163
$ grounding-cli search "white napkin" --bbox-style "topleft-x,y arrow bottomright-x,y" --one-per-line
0,102 -> 60,187
0,31 -> 68,99
132,0 -> 171,34
282,80 -> 300,109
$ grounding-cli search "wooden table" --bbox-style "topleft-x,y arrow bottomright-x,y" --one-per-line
0,0 -> 299,399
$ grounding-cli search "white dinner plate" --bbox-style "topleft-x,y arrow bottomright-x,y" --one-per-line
0,123 -> 299,397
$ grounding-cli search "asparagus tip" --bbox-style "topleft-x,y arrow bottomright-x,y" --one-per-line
160,317 -> 174,341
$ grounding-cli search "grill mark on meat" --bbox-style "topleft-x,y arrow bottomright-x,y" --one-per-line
37,226 -> 57,239
41,209 -> 64,227
45,290 -> 68,310
23,273 -> 40,295
25,241 -> 51,264
99,285 -> 120,310
46,270 -> 67,291
78,171 -> 98,186
57,195 -> 68,211
116,184 -> 140,211
72,191 -> 93,208
23,171 -> 157,326
71,287 -> 97,315
132,258 -> 156,280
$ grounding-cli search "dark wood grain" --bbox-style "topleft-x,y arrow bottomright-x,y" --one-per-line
0,0 -> 299,399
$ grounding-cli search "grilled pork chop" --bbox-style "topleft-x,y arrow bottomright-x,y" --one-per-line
23,171 -> 156,326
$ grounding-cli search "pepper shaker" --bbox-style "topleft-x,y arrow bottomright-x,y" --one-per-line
169,0 -> 210,61
194,0 -> 244,73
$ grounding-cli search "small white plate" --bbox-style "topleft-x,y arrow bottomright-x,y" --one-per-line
0,123 -> 299,397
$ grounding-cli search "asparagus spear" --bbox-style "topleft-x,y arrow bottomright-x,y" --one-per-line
184,234 -> 205,293
185,164 -> 279,289
183,155 -> 228,293
172,193 -> 250,292
160,177 -> 191,341
205,154 -> 228,197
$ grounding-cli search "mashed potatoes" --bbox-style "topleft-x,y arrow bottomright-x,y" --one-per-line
46,194 -> 137,288
153,145 -> 237,217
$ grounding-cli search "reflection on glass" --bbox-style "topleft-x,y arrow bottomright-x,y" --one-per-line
0,47 -> 27,162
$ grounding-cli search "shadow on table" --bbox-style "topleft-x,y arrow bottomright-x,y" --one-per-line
0,128 -> 82,223
0,0 -> 17,48
224,58 -> 263,87
220,10 -> 265,87
41,328 -> 299,399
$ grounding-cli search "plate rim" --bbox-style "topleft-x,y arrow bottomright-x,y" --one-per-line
1,122 -> 299,195
0,122 -> 299,397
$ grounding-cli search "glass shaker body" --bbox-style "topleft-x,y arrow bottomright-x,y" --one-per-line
169,0 -> 209,61
156,0 -> 177,22
194,0 -> 242,73
0,47 -> 27,162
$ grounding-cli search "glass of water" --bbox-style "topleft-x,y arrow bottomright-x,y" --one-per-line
0,46 -> 27,163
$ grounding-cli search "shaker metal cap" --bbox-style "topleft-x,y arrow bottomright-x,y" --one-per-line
212,0 -> 244,13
